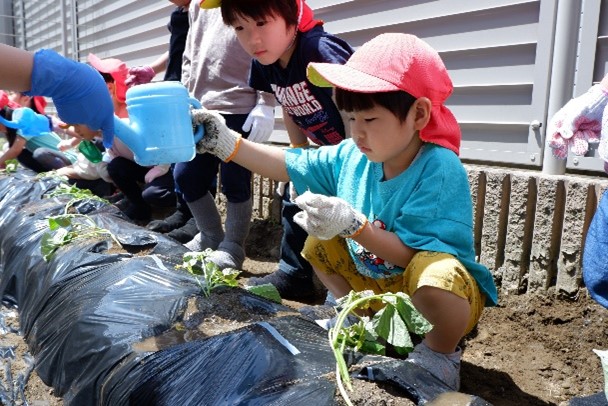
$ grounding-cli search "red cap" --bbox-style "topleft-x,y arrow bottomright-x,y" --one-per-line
296,0 -> 323,32
33,96 -> 47,114
87,53 -> 128,103
308,33 -> 461,155
0,91 -> 22,110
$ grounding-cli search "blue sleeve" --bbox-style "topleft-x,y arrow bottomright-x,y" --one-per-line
302,31 -> 354,65
394,156 -> 474,256
285,142 -> 351,196
583,190 -> 608,309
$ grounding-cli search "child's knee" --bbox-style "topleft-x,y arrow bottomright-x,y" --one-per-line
404,251 -> 483,334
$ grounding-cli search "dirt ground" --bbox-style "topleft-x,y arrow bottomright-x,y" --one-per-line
1,217 -> 607,405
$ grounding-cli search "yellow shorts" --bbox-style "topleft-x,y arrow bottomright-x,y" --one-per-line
302,236 -> 485,334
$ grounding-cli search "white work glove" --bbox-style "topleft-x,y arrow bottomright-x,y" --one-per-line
293,191 -> 368,240
145,164 -> 170,183
125,65 -> 155,87
192,109 -> 241,162
548,84 -> 607,159
242,104 -> 275,143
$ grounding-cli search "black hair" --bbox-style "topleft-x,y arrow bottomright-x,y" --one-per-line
0,107 -> 18,146
334,89 -> 417,123
28,96 -> 42,115
99,71 -> 114,83
221,0 -> 298,28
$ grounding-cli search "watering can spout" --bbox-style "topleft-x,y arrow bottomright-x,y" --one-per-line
112,116 -> 138,152
0,107 -> 51,136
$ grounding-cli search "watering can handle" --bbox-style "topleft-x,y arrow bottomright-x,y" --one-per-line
0,114 -> 21,129
189,97 -> 204,143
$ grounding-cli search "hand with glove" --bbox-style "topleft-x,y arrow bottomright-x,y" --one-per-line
242,104 -> 275,143
125,65 -> 156,87
600,102 -> 608,172
548,82 -> 608,159
192,108 -> 242,162
293,191 -> 368,240
25,49 -> 115,148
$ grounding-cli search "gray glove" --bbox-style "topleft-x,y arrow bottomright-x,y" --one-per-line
293,191 -> 368,240
192,108 -> 241,162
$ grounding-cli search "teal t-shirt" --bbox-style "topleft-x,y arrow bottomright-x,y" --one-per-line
286,139 -> 498,306
21,132 -> 78,164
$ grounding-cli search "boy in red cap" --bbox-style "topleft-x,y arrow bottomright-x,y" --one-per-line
205,0 -> 354,299
4,91 -> 47,115
192,33 -> 498,390
0,90 -> 78,172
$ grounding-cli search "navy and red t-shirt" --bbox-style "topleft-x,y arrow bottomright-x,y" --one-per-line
249,26 -> 354,146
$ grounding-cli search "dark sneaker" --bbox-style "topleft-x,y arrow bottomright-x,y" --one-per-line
166,217 -> 198,243
114,197 -> 130,212
147,209 -> 192,233
107,191 -> 124,204
247,269 -> 316,300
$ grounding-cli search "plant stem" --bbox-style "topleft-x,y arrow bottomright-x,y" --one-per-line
330,293 -> 402,387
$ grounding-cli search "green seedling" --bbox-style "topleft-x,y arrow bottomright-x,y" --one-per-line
329,290 -> 432,405
41,214 -> 121,261
0,159 -> 18,174
46,183 -> 109,213
245,283 -> 282,304
178,249 -> 240,297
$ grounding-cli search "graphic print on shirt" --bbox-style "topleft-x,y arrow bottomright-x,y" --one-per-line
271,81 -> 344,146
349,218 -> 400,279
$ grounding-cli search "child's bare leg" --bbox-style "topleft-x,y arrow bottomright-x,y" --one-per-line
312,266 -> 352,299
411,286 -> 470,353
407,286 -> 470,390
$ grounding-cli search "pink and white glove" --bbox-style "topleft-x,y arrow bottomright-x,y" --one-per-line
125,65 -> 156,88
242,104 -> 275,143
144,164 -> 170,183
600,103 -> 608,172
293,191 -> 368,240
548,84 -> 607,159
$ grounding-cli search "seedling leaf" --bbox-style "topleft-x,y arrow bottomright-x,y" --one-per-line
245,283 -> 282,304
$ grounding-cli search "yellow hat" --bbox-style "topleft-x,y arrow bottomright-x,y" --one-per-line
199,0 -> 221,9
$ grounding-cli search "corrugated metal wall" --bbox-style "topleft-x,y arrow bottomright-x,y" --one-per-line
3,0 -> 608,175
309,0 -> 554,168
8,0 -> 171,74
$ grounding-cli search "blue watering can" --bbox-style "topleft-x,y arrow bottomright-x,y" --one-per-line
0,107 -> 51,136
0,106 -> 103,163
113,81 -> 204,166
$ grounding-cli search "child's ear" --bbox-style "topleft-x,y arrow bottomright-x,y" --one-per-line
106,82 -> 116,98
413,97 -> 432,130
